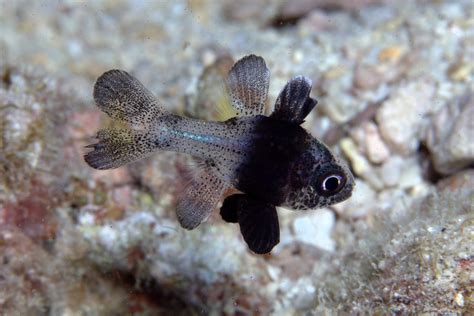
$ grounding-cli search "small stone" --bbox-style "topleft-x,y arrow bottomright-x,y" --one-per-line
322,94 -> 356,123
436,169 -> 474,201
454,292 -> 464,307
448,61 -> 471,82
332,180 -> 375,218
298,10 -> 334,33
353,64 -> 384,90
377,80 -> 435,155
324,65 -> 347,80
292,50 -> 304,64
364,122 -> 390,164
398,159 -> 423,189
340,137 -> 370,176
425,93 -> 474,174
378,45 -> 403,62
380,155 -> 404,187
292,209 -> 335,252
280,0 -> 386,20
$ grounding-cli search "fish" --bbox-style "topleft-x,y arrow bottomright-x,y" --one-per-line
84,55 -> 354,254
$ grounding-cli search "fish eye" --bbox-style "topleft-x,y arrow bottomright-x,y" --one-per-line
316,172 -> 346,196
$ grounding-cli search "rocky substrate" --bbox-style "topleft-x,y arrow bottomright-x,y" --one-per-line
0,0 -> 472,314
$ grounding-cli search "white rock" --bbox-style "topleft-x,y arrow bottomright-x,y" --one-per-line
292,209 -> 335,252
340,137 -> 370,176
376,80 -> 435,155
332,180 -> 376,218
364,122 -> 390,164
380,155 -> 404,187
425,93 -> 474,174
398,158 -> 423,189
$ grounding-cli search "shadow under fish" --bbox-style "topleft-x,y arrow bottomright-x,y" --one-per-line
84,55 -> 354,254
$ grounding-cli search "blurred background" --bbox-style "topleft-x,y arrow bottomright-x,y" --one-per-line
0,0 -> 472,314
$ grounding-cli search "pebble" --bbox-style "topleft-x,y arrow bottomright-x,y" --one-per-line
332,180 -> 376,218
340,137 -> 385,190
353,64 -> 384,90
398,159 -> 423,190
340,137 -> 370,176
364,122 -> 390,164
448,61 -> 471,82
380,155 -> 404,187
425,93 -> 474,174
378,45 -> 403,62
292,209 -> 336,252
376,80 -> 435,155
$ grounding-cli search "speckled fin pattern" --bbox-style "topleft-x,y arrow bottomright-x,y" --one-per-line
84,128 -> 155,169
226,55 -> 270,116
94,69 -> 165,128
271,76 -> 317,124
176,167 -> 227,229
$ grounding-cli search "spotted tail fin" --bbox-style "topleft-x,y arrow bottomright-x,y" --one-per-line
85,69 -> 168,169
84,128 -> 157,170
93,69 -> 166,127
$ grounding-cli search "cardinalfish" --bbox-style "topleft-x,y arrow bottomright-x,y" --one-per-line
84,55 -> 354,254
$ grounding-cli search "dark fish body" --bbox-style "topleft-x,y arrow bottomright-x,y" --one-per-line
85,55 -> 354,254
233,115 -> 309,206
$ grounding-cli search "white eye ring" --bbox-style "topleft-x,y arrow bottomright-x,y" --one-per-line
322,175 -> 342,192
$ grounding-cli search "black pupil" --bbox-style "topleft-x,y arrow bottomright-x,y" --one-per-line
325,176 -> 340,191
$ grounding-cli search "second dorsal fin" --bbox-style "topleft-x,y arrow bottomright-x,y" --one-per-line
226,55 -> 270,116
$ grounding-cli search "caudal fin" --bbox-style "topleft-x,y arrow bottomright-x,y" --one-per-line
85,69 -> 166,169
93,69 -> 166,127
84,128 -> 156,170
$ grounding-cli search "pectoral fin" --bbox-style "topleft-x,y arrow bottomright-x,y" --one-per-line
220,194 -> 280,254
226,55 -> 270,116
271,76 -> 317,124
176,167 -> 227,229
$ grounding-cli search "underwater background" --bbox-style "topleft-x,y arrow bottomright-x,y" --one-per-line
0,0 -> 472,314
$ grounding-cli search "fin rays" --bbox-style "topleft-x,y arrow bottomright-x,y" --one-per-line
94,69 -> 165,127
176,168 -> 227,229
271,76 -> 317,124
84,128 -> 156,169
227,55 -> 270,116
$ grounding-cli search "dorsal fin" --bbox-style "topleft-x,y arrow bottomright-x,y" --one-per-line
226,55 -> 270,116
270,76 -> 317,124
